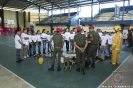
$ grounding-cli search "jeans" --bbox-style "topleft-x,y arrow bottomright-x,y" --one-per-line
29,43 -> 33,56
47,41 -> 52,52
33,43 -> 36,55
42,40 -> 47,53
70,40 -> 74,51
65,40 -> 69,51
38,42 -> 41,54
108,44 -> 112,54
16,49 -> 21,61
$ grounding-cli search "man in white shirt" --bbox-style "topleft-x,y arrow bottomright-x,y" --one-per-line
21,29 -> 29,59
41,29 -> 47,54
64,28 -> 70,52
15,30 -> 23,63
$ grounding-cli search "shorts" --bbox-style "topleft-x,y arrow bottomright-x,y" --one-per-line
23,44 -> 28,51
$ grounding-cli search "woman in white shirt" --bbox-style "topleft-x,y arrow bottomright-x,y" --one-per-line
37,30 -> 42,55
27,30 -> 33,57
70,30 -> 75,52
15,29 -> 23,63
21,29 -> 29,59
41,29 -> 47,54
47,31 -> 52,52
32,31 -> 37,57
64,28 -> 70,52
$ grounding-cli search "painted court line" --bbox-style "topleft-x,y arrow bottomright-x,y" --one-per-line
0,64 -> 36,88
97,53 -> 131,88
0,42 -> 14,47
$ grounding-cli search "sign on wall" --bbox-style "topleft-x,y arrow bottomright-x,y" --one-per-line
7,20 -> 14,24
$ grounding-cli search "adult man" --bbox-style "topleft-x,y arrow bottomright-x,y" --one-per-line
86,26 -> 100,68
74,27 -> 88,75
127,29 -> 132,47
110,25 -> 123,65
48,28 -> 64,71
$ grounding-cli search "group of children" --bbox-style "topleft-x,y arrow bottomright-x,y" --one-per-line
15,29 -> 53,63
14,27 -> 116,63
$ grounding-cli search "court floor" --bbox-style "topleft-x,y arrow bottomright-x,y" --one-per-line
0,35 -> 132,88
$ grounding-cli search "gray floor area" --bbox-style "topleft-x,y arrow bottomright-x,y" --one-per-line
98,54 -> 133,88
0,65 -> 35,88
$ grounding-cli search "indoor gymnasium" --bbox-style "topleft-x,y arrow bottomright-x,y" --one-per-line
0,0 -> 133,88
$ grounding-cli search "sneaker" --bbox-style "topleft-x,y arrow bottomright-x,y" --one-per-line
27,55 -> 29,58
81,69 -> 85,75
57,67 -> 61,71
16,60 -> 21,63
109,62 -> 116,65
76,68 -> 80,72
48,67 -> 54,71
24,56 -> 26,59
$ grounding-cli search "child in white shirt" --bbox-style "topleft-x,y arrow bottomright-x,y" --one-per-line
47,31 -> 52,52
27,30 -> 33,57
70,30 -> 75,52
21,29 -> 29,59
32,31 -> 37,57
36,30 -> 42,55
15,30 -> 23,63
99,32 -> 108,58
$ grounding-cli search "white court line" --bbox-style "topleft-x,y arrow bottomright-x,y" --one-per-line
0,64 -> 36,88
97,53 -> 131,88
0,42 -> 14,47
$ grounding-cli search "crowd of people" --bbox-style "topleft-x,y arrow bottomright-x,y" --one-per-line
14,25 -> 133,74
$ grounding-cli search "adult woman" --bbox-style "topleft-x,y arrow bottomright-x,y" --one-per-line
64,28 -> 70,52
41,29 -> 47,54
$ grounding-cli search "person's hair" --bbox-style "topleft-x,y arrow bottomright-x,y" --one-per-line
36,30 -> 40,34
27,30 -> 30,34
14,29 -> 21,37
84,31 -> 86,32
23,28 -> 27,32
42,29 -> 45,33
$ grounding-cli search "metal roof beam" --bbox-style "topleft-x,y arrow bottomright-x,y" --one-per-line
2,0 -> 9,8
45,0 -> 61,9
70,0 -> 78,7
19,0 -> 48,11
22,4 -> 32,11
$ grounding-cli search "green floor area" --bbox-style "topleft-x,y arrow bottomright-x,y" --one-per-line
0,35 -> 131,88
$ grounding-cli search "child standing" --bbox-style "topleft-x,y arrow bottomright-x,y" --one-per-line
32,31 -> 37,57
15,30 -> 23,63
47,31 -> 52,52
27,30 -> 33,57
36,30 -> 42,56
21,29 -> 29,59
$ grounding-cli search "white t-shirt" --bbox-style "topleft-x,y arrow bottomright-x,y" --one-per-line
108,35 -> 113,44
123,34 -> 127,39
21,33 -> 29,45
32,35 -> 37,42
70,34 -> 75,40
15,35 -> 22,49
64,32 -> 70,40
37,34 -> 42,42
98,32 -> 102,38
41,33 -> 47,40
28,35 -> 32,43
47,34 -> 52,41
101,35 -> 108,46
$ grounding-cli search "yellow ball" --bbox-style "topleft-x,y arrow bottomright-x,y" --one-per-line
38,57 -> 44,64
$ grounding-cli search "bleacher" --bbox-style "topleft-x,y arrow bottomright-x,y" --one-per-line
91,5 -> 133,22
40,12 -> 77,23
